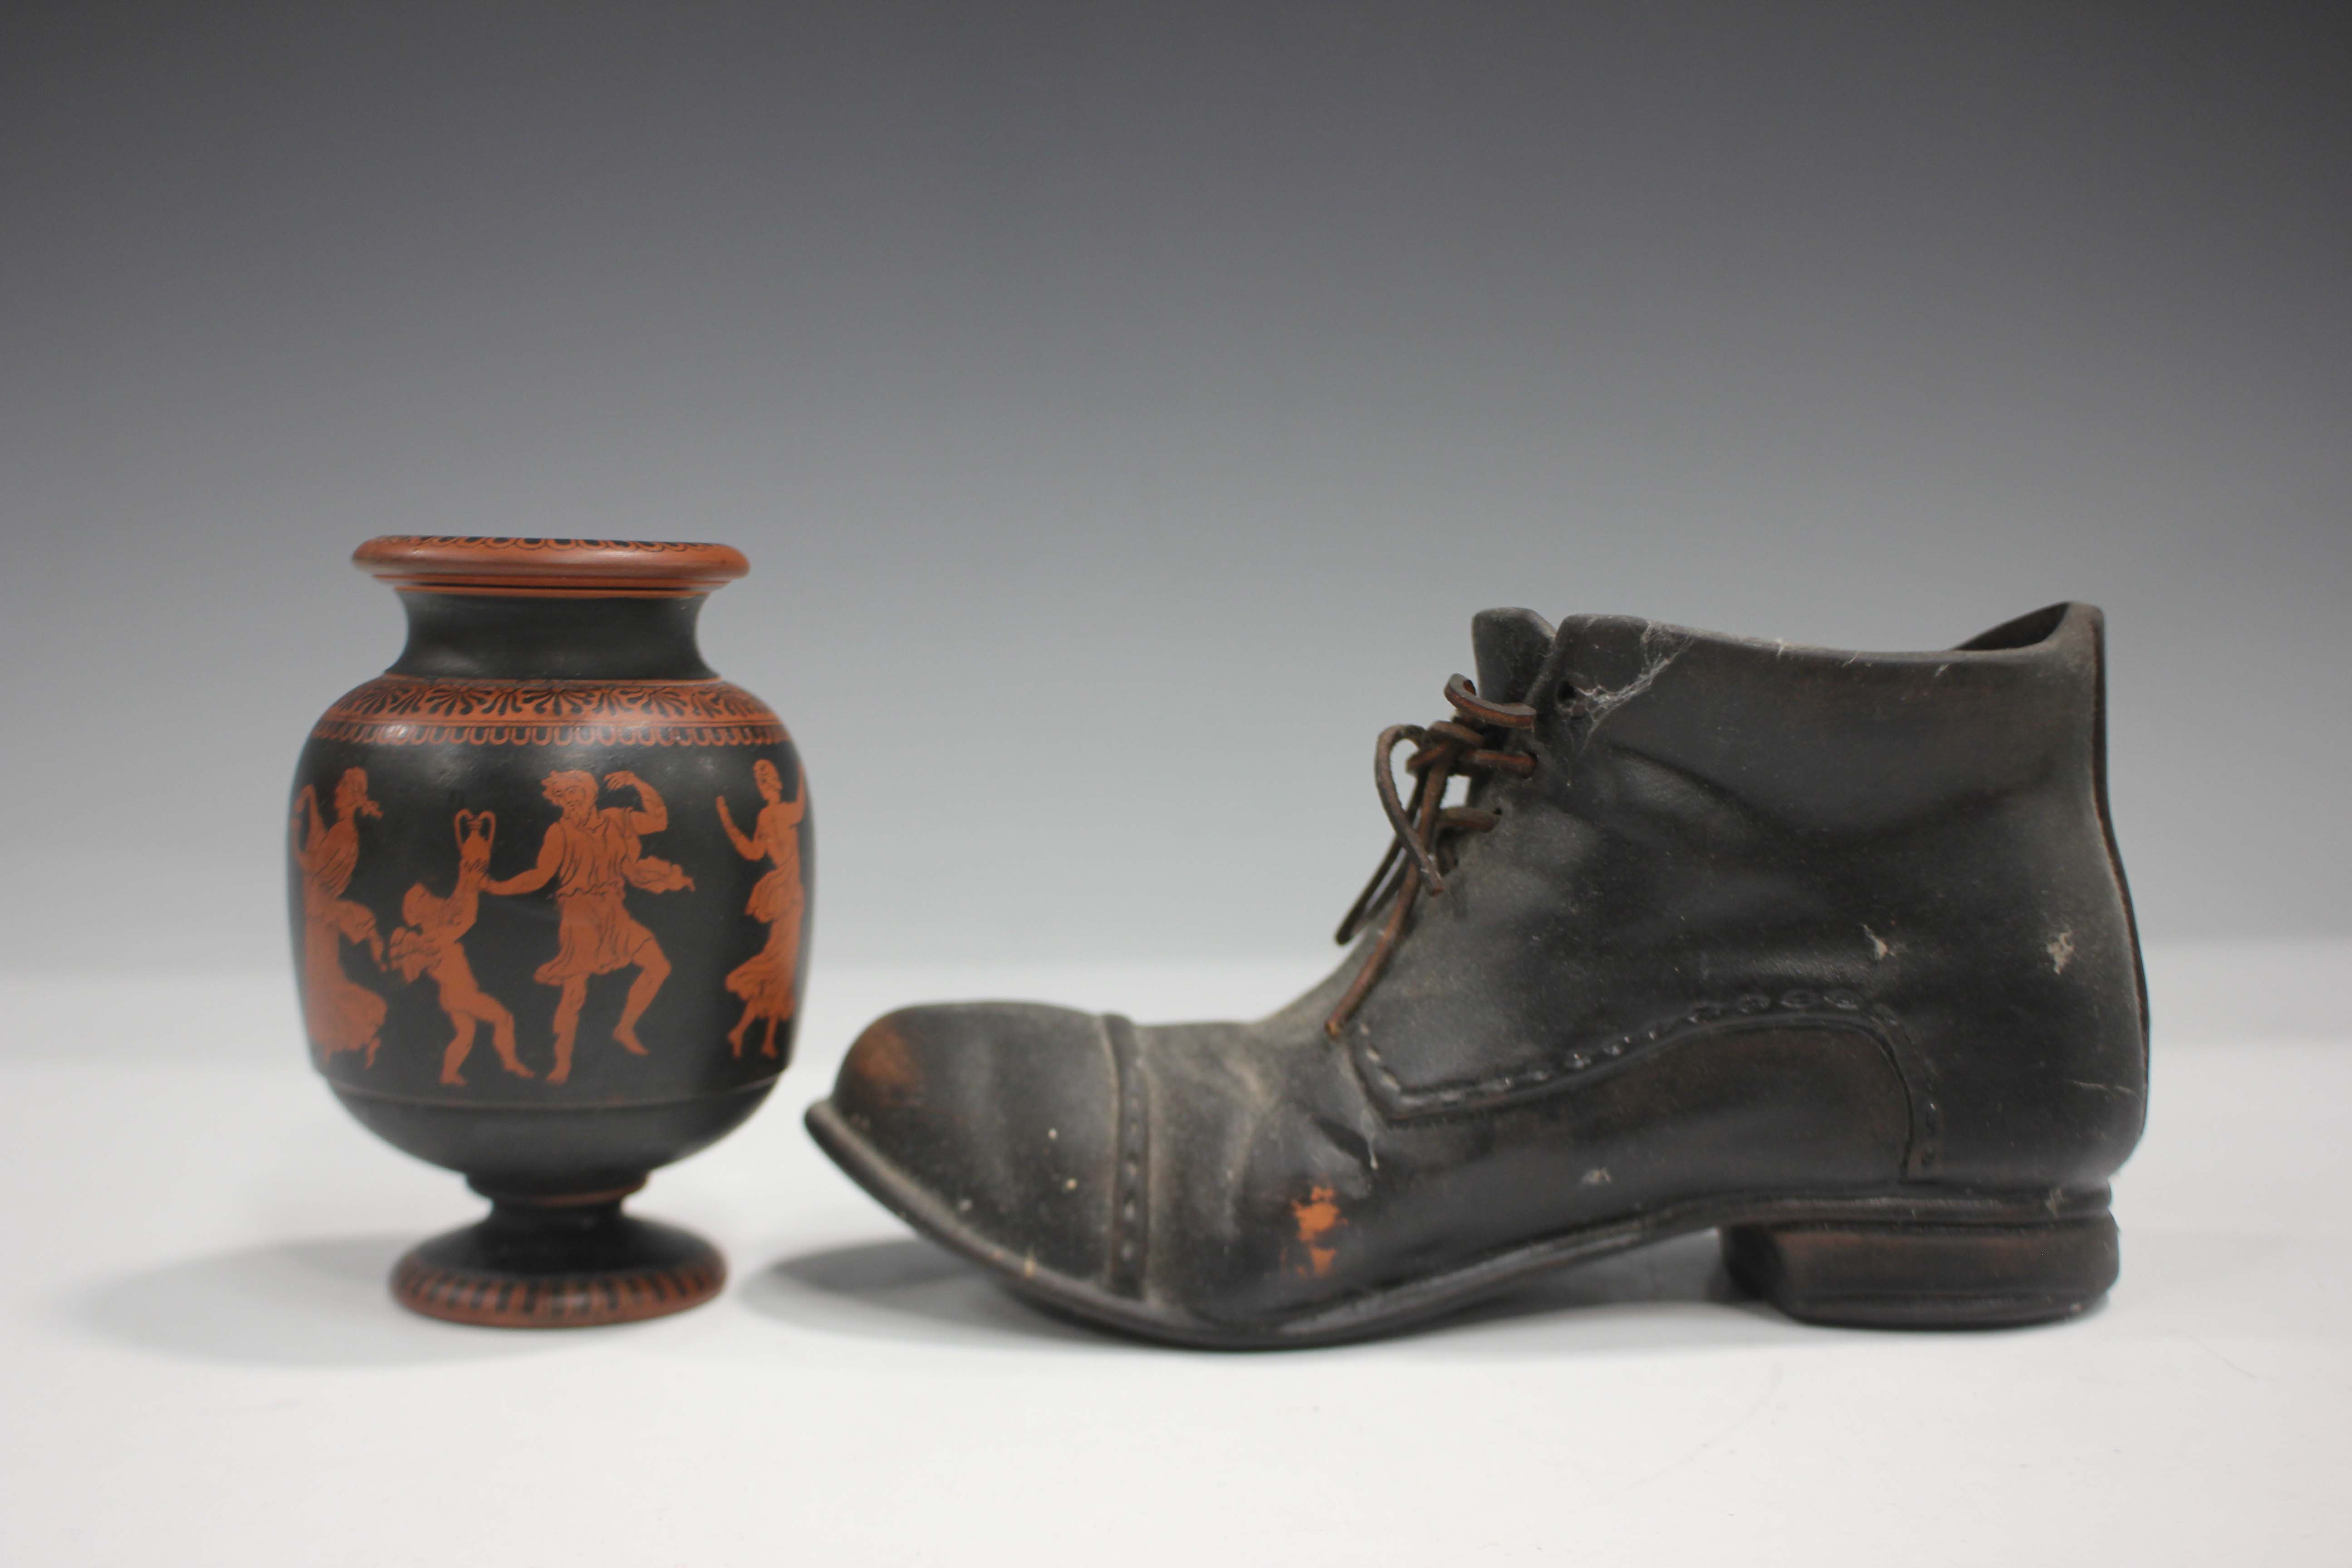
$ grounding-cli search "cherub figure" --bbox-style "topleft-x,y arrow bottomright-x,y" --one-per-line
487,770 -> 694,1086
291,767 -> 388,1065
389,810 -> 530,1086
716,758 -> 808,1060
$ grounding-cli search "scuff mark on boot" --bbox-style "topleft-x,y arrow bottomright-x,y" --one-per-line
845,1019 -> 920,1107
1291,1186 -> 1346,1277
1574,624 -> 1692,747
2047,930 -> 2076,973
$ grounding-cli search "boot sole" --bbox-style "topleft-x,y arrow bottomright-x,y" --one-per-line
805,1098 -> 2117,1349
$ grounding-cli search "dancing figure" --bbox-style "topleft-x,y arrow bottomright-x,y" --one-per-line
292,767 -> 388,1065
389,810 -> 529,1086
715,759 -> 807,1059
487,770 -> 694,1085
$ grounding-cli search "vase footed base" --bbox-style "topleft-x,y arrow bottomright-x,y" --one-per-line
391,1189 -> 725,1328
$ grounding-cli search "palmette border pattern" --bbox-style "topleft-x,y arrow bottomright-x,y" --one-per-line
313,676 -> 789,747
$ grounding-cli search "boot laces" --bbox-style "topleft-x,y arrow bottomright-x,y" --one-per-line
1325,674 -> 1537,1038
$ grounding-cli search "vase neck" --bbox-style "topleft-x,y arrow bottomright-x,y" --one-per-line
386,591 -> 718,681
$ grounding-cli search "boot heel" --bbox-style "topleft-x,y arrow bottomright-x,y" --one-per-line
1720,1213 -> 2118,1328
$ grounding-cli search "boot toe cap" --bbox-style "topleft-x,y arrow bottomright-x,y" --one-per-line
827,1002 -> 1122,1287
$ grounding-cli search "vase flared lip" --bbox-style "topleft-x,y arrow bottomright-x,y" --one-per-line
353,536 -> 750,598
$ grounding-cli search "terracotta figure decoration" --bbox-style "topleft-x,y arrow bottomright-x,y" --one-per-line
486,769 -> 694,1084
388,811 -> 528,1087
716,758 -> 808,1060
292,768 -> 389,1066
289,537 -> 811,1328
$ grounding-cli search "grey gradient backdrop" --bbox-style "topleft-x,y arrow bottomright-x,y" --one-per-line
3,2 -> 2346,979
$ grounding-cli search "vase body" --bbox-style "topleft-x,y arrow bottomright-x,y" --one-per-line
287,536 -> 809,1325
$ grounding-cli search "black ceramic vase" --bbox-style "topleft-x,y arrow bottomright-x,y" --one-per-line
288,537 -> 811,1326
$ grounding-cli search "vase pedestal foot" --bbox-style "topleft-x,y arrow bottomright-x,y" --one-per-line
391,1186 -> 724,1328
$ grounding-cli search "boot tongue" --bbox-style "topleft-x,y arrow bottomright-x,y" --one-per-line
1470,608 -> 1556,705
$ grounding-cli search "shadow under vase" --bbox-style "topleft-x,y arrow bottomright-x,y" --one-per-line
73,1235 -> 562,1368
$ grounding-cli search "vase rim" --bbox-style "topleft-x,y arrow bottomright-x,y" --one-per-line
354,536 -> 750,598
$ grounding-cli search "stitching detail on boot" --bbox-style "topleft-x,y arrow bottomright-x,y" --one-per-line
1351,992 -> 1941,1176
1102,1014 -> 1151,1300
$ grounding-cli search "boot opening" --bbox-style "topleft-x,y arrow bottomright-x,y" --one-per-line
1955,603 -> 2070,652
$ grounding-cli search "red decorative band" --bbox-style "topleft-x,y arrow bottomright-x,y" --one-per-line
314,676 -> 789,748
392,1253 -> 725,1327
353,536 -> 750,597
369,536 -> 723,551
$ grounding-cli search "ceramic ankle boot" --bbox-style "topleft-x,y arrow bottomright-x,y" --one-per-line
808,603 -> 2148,1347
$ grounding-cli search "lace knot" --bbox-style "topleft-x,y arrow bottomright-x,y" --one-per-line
1325,676 -> 1538,1038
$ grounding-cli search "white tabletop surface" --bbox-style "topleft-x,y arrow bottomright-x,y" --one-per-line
3,946 -> 2347,1567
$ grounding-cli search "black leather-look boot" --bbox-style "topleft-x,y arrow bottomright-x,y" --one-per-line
808,604 -> 2149,1347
